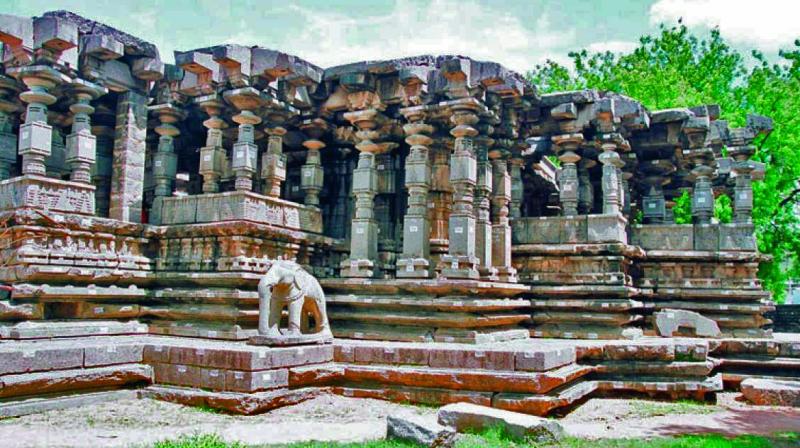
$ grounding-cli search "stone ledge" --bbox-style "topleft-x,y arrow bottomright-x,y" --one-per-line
0,175 -> 95,216
152,190 -> 322,233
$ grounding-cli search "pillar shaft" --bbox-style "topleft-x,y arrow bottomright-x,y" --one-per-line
18,74 -> 58,177
261,127 -> 286,197
0,108 -> 16,180
490,156 -> 517,282
475,132 -> 496,280
199,101 -> 226,194
598,142 -> 622,215
439,104 -> 480,279
301,139 -> 325,207
509,157 -> 524,220
66,93 -> 96,184
109,90 -> 148,223
553,134 -> 583,217
341,109 -> 386,278
397,110 -> 434,278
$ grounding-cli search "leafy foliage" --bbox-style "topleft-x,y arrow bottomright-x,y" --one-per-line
528,24 -> 800,302
673,190 -> 693,225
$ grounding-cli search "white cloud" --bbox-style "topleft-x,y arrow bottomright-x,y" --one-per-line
279,0 -> 576,73
587,40 -> 639,54
650,0 -> 800,51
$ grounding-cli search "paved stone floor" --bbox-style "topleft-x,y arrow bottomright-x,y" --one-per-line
1,393 -> 800,447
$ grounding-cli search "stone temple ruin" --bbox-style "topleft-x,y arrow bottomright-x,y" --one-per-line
0,10 -> 798,418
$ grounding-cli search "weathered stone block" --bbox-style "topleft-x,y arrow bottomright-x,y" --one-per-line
587,214 -> 627,243
387,414 -> 456,448
741,378 -> 800,407
437,402 -> 564,443
429,348 -> 513,371
694,224 -> 719,251
18,122 -> 52,156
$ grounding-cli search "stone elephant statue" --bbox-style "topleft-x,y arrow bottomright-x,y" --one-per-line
253,260 -> 332,345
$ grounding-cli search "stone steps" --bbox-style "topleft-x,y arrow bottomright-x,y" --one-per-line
593,373 -> 723,401
0,364 -> 152,399
492,379 -> 599,416
340,363 -> 592,394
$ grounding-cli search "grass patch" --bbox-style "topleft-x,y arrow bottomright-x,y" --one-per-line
150,432 -> 800,448
626,399 -> 718,418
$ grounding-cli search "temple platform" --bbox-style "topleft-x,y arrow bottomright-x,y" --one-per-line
321,278 -> 531,343
1,332 -> 798,417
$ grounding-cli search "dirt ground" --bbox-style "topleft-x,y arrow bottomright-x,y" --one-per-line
1,393 -> 800,448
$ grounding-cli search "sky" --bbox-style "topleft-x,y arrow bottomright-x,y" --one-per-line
2,0 -> 799,73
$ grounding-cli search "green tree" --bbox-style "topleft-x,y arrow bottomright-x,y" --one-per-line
528,24 -> 800,302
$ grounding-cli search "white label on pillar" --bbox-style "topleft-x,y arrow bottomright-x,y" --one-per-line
409,225 -> 418,232
698,197 -> 706,204
356,227 -> 364,234
451,260 -> 459,270
648,203 -> 656,209
378,164 -> 385,170
155,160 -> 162,167
740,193 -> 747,200
406,264 -> 414,272
94,307 -> 104,314
304,171 -> 312,177
237,151 -> 244,159
203,155 -> 211,161
455,227 -> 463,234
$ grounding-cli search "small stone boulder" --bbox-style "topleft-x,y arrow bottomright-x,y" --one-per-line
741,378 -> 800,407
654,309 -> 721,338
437,402 -> 564,443
387,414 -> 456,448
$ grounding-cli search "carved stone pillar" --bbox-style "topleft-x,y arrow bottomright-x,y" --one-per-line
429,143 -> 452,263
553,133 -> 583,216
110,90 -> 148,223
577,158 -> 595,214
728,129 -> 756,224
598,139 -> 623,215
66,83 -> 104,184
150,104 -> 185,198
224,88 -> 265,192
490,150 -> 517,283
508,154 -> 524,220
439,100 -> 480,279
640,159 -> 675,224
198,97 -> 227,193
0,76 -> 20,180
688,149 -> 715,224
91,123 -> 114,217
262,125 -> 287,197
15,67 -> 62,177
397,106 -> 434,278
341,109 -> 389,278
475,128 -> 497,280
300,118 -> 329,208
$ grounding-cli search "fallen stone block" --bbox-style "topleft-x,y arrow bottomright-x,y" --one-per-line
387,414 -> 456,448
654,309 -> 721,338
0,364 -> 152,398
741,378 -> 800,407
437,402 -> 564,443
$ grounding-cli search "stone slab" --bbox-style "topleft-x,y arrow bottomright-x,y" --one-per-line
0,389 -> 139,418
387,414 -> 456,448
740,378 -> 800,407
437,402 -> 565,443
